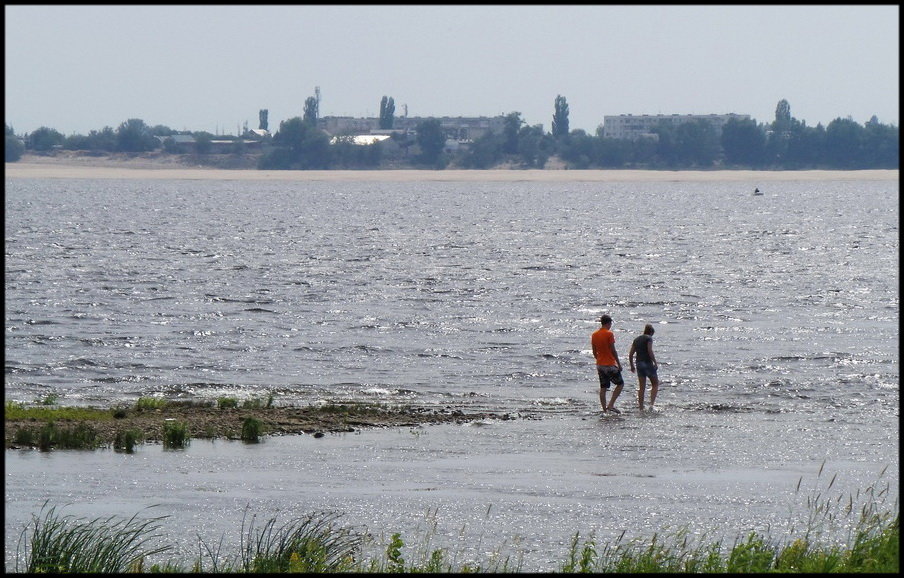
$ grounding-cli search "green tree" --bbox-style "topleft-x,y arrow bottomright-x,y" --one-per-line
332,138 -> 383,169
63,133 -> 91,151
552,95 -> 569,139
149,124 -> 175,137
773,99 -> 792,133
116,118 -> 157,152
5,123 -> 25,161
87,127 -> 117,152
193,131 -> 214,155
721,117 -> 766,167
161,136 -> 180,154
861,117 -> 899,168
502,112 -> 523,155
782,119 -> 823,168
266,116 -> 331,169
599,137 -> 635,167
675,120 -> 719,167
379,96 -> 395,130
651,121 -> 679,167
457,131 -> 502,168
558,129 -> 595,168
765,99 -> 794,165
824,117 -> 865,168
517,124 -> 555,168
65,127 -> 117,152
303,96 -> 319,126
259,109 -> 269,131
29,126 -> 65,151
415,118 -> 446,167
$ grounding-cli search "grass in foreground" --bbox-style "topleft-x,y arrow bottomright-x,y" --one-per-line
11,469 -> 898,573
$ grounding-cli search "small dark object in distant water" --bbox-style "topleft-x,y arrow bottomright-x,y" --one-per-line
313,431 -> 325,438
753,187 -> 763,196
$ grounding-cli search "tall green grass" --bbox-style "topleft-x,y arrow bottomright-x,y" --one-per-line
12,421 -> 102,451
114,428 -> 144,453
11,467 -> 897,573
559,463 -> 898,573
133,397 -> 169,411
240,417 -> 263,443
14,502 -> 170,573
162,420 -> 190,449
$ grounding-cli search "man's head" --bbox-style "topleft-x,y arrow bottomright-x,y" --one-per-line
599,314 -> 612,327
644,323 -> 655,336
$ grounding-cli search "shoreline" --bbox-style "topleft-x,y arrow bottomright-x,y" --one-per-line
5,156 -> 898,182
5,403 -> 519,449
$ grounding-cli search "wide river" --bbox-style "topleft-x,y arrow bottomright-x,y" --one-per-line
5,173 -> 898,570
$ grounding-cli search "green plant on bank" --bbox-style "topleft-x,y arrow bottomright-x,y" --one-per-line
14,421 -> 102,451
133,397 -> 168,411
560,464 -> 899,573
114,429 -> 144,453
226,509 -> 361,573
38,393 -> 60,405
13,427 -> 36,447
12,476 -> 898,574
240,417 -> 263,443
373,531 -> 453,573
217,397 -> 239,409
242,393 -> 275,409
5,401 -> 114,422
14,502 -> 171,573
385,532 -> 405,572
315,401 -> 397,416
161,420 -> 189,450
360,506 -> 519,573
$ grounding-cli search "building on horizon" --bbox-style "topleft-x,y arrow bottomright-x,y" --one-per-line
601,113 -> 751,140
319,115 -> 507,142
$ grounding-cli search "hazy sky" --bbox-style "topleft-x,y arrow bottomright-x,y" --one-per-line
5,5 -> 899,136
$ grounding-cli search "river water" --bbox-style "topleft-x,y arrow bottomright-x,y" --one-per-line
5,175 -> 899,570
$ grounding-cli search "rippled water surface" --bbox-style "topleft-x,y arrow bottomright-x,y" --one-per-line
5,176 -> 898,570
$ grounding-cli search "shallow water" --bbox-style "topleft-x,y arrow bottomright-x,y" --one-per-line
5,177 -> 899,570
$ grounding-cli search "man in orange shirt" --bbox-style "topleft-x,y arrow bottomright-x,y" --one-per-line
591,314 -> 624,413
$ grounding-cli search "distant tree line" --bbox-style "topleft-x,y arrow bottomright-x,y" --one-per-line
5,97 -> 898,169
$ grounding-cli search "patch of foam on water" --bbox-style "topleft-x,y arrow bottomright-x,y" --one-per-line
533,397 -> 571,406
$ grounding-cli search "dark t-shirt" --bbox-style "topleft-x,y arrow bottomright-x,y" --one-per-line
632,334 -> 653,363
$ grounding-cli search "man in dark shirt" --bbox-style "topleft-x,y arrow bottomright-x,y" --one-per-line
628,324 -> 659,411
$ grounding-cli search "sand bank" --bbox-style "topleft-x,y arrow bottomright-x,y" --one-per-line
5,403 -> 516,449
5,161 -> 898,183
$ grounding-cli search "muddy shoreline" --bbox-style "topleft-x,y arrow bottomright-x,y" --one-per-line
5,404 -> 522,450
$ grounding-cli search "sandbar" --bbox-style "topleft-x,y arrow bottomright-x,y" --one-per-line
5,160 -> 898,183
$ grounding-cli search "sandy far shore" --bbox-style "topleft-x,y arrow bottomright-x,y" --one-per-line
5,162 -> 898,183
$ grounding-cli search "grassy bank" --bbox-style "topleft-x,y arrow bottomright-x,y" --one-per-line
9,470 -> 897,573
5,397 -> 516,450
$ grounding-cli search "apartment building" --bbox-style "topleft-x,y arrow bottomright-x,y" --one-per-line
602,113 -> 750,140
319,115 -> 506,141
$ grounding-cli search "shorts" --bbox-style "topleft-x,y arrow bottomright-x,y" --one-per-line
596,365 -> 624,389
636,361 -> 658,380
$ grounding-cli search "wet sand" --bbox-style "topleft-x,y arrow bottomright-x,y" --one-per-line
5,157 -> 898,182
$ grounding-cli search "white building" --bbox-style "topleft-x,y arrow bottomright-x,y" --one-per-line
602,113 -> 751,140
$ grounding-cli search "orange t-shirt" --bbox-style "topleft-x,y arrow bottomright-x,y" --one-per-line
591,327 -> 617,366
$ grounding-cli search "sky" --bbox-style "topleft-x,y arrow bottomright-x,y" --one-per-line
5,5 -> 900,136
